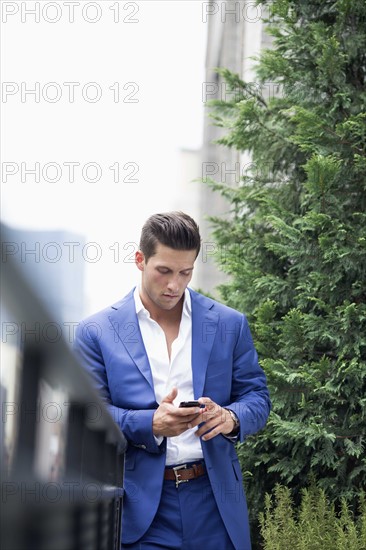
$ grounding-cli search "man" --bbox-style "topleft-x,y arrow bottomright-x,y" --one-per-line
74,211 -> 271,549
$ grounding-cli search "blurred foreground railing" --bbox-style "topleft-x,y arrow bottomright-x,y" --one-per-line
1,225 -> 128,550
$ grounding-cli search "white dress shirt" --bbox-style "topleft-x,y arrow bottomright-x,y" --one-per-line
134,287 -> 203,465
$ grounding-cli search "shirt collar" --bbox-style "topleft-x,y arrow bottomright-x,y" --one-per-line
134,286 -> 191,319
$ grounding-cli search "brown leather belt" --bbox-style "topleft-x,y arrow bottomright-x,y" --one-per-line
164,462 -> 206,488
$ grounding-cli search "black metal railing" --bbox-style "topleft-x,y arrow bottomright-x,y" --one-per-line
1,224 -> 127,550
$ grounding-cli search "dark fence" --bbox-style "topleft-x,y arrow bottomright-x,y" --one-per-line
1,225 -> 128,550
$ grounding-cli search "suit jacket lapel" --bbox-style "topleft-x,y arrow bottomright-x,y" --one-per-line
190,290 -> 219,399
108,289 -> 155,393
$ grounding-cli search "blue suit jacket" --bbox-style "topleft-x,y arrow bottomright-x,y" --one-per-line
74,288 -> 271,548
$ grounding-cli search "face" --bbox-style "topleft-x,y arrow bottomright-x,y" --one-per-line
135,243 -> 197,315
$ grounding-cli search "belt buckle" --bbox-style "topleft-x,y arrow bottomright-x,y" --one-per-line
172,464 -> 189,489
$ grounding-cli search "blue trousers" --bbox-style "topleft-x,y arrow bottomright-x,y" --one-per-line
121,471 -> 236,549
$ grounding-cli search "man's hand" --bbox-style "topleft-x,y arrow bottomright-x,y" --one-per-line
153,387 -> 204,437
194,397 -> 236,441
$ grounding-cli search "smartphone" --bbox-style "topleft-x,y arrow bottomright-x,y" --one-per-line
179,400 -> 202,408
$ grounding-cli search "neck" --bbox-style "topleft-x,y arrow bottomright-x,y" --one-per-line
140,292 -> 184,325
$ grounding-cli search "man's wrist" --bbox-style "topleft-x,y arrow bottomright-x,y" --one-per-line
224,408 -> 240,435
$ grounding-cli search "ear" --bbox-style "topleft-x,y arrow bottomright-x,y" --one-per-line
135,250 -> 145,271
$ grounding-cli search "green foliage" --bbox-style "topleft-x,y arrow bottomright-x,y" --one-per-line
203,0 -> 366,546
259,484 -> 366,550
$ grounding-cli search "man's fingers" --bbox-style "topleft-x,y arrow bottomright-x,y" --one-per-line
194,399 -> 233,440
178,407 -> 204,417
161,386 -> 178,404
198,397 -> 212,406
195,419 -> 217,437
198,397 -> 218,413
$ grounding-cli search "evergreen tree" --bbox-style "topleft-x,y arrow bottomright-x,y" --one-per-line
204,0 -> 366,542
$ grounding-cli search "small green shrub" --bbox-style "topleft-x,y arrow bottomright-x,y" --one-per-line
259,484 -> 366,550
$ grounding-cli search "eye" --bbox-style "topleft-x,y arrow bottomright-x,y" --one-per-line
157,268 -> 169,274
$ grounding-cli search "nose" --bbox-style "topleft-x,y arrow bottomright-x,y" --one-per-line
167,276 -> 179,294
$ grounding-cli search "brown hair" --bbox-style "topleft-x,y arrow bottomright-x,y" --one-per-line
139,211 -> 201,262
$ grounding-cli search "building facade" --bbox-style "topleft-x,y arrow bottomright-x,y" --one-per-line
196,0 -> 272,295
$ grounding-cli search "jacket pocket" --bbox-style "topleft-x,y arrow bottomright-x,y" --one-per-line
232,458 -> 242,482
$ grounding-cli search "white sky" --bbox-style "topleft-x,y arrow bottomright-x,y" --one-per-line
1,1 -> 208,314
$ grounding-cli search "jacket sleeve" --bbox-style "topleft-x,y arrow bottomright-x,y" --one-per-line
227,314 -> 271,442
74,320 -> 164,454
